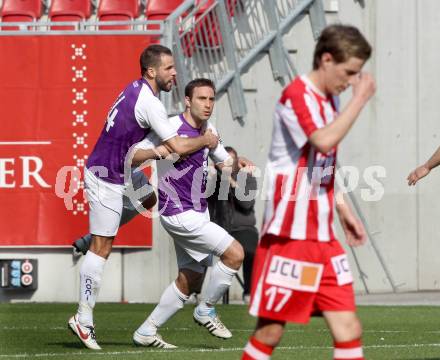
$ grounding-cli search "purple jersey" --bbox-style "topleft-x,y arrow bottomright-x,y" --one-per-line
87,78 -> 177,185
135,113 -> 229,216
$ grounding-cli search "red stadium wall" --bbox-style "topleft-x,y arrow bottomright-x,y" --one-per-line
0,35 -> 154,248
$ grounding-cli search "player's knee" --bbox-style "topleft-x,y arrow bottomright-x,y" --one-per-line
222,240 -> 244,269
349,317 -> 363,339
233,241 -> 245,264
337,316 -> 363,342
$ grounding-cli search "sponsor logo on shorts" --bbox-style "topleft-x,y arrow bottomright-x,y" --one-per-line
331,254 -> 353,286
266,255 -> 323,292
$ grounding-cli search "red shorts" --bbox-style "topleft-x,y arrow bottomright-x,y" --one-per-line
249,235 -> 356,324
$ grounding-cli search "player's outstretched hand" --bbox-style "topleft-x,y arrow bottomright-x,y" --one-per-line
156,144 -> 171,159
407,165 -> 430,186
352,72 -> 376,104
203,129 -> 219,149
337,202 -> 366,247
238,156 -> 255,173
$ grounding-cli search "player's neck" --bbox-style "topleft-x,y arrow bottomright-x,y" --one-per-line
307,70 -> 329,96
183,110 -> 203,129
144,77 -> 159,96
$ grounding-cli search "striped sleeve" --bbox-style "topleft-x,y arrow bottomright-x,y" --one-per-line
279,87 -> 324,149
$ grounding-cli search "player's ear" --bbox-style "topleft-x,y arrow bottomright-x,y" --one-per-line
184,96 -> 191,108
321,52 -> 334,68
145,66 -> 156,79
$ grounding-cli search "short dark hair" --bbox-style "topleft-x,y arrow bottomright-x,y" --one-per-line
184,78 -> 216,99
140,44 -> 173,76
224,146 -> 237,157
313,24 -> 372,69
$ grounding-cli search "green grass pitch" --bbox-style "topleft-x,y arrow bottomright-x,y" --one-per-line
1,303 -> 440,359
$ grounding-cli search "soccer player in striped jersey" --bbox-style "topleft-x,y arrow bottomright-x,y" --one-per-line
242,25 -> 376,360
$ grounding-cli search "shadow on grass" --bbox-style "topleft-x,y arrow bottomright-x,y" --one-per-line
55,341 -> 131,349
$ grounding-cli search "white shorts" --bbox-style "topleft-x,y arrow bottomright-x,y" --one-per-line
160,209 -> 234,273
84,168 -> 154,237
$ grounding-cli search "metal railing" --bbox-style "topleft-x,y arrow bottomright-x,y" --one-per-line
162,0 -> 397,294
0,0 -> 325,118
162,0 -> 326,119
0,19 -> 163,35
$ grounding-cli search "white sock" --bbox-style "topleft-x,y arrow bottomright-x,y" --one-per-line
197,261 -> 237,315
137,282 -> 189,336
77,251 -> 106,326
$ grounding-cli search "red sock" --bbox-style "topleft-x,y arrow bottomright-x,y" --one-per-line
242,336 -> 274,360
334,339 -> 364,360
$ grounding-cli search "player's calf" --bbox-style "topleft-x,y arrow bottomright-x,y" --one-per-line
175,269 -> 204,295
324,311 -> 364,360
242,318 -> 283,359
253,318 -> 285,347
89,235 -> 114,259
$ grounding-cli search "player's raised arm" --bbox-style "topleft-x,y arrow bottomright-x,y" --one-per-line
139,93 -> 219,157
164,128 -> 218,156
137,50 -> 219,158
308,72 -> 376,154
407,145 -> 440,185
130,130 -> 218,166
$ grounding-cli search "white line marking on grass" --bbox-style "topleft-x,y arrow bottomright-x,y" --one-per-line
0,326 -> 414,334
2,343 -> 440,358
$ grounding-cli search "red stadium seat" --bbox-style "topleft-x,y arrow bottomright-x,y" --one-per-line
98,0 -> 139,30
144,0 -> 183,42
98,14 -> 131,29
193,0 -> 237,47
146,0 -> 183,19
49,0 -> 91,30
0,0 -> 42,30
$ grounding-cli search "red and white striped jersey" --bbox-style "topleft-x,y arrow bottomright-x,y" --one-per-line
262,75 -> 339,242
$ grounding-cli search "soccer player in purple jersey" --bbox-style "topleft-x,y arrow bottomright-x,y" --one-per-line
130,78 -> 253,348
68,45 -> 218,350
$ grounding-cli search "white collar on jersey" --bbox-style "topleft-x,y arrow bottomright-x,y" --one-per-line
300,74 -> 327,99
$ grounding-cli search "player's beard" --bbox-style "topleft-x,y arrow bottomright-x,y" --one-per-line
156,76 -> 173,93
